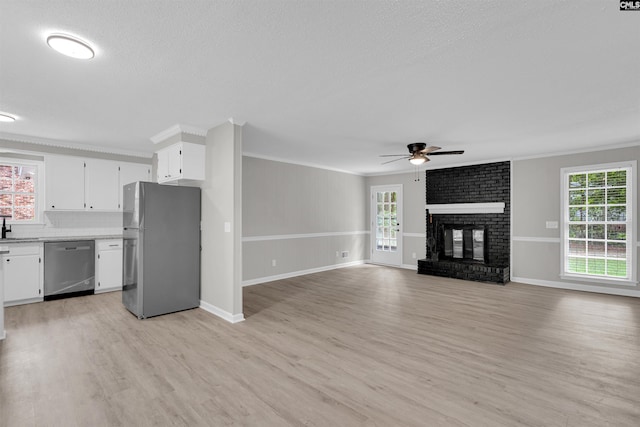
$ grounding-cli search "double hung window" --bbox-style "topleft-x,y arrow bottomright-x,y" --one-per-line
562,161 -> 636,283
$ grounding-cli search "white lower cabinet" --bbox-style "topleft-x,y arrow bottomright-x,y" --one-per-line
2,244 -> 44,306
96,239 -> 123,293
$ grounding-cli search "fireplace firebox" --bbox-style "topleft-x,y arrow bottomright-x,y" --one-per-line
442,225 -> 486,263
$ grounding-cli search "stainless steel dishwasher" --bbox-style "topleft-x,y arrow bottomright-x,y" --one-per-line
44,240 -> 95,300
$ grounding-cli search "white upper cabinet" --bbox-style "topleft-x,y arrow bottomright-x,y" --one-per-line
119,162 -> 151,210
45,155 -> 85,210
46,155 -> 151,212
156,142 -> 205,183
85,159 -> 120,211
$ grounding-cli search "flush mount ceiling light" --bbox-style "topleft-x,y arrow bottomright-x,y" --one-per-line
46,33 -> 94,59
0,113 -> 16,123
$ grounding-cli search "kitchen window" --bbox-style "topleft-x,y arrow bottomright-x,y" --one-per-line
561,161 -> 636,285
0,159 -> 43,223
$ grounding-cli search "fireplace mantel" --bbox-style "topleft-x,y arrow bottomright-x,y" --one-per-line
425,202 -> 505,214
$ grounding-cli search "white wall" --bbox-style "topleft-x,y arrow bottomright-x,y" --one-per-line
199,122 -> 243,322
242,156 -> 367,284
512,145 -> 640,297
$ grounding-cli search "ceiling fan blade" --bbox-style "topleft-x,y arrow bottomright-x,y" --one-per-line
419,145 -> 441,154
427,150 -> 464,156
381,157 -> 408,165
379,154 -> 410,157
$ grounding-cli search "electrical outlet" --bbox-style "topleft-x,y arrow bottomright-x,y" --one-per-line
336,251 -> 339,257
412,252 -> 416,259
341,251 -> 349,258
271,259 -> 276,267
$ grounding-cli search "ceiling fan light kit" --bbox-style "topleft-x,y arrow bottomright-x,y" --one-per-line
409,155 -> 427,165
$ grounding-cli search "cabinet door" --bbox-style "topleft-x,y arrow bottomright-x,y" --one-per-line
167,143 -> 183,179
157,148 -> 170,182
85,159 -> 120,210
96,248 -> 123,292
45,155 -> 85,210
157,144 -> 183,182
3,254 -> 41,304
119,163 -> 151,210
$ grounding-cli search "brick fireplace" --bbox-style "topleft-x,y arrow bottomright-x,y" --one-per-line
417,161 -> 510,284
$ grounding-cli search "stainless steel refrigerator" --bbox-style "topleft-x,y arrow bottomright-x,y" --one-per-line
122,182 -> 201,319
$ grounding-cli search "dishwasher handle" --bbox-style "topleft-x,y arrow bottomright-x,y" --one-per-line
56,245 -> 92,251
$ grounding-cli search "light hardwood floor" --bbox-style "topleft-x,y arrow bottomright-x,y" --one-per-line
1,264 -> 639,426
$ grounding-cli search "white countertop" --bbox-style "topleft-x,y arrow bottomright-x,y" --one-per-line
0,235 -> 123,244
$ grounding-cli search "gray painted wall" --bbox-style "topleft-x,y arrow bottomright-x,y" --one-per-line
512,145 -> 640,295
242,156 -> 367,282
366,172 -> 426,267
200,122 -> 243,317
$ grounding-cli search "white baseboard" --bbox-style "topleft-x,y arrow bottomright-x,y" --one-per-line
199,300 -> 245,323
511,276 -> 640,298
401,263 -> 418,270
242,260 -> 366,287
3,297 -> 43,307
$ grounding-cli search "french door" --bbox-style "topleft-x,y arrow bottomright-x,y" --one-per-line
370,185 -> 403,266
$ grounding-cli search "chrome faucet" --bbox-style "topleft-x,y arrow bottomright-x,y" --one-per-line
1,215 -> 12,239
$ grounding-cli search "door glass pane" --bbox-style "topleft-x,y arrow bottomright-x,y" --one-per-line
375,190 -> 398,253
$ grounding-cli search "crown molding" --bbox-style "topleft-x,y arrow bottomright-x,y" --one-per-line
228,117 -> 246,126
0,132 -> 151,158
150,124 -> 207,144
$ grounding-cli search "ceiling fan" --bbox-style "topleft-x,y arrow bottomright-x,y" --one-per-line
380,143 -> 464,165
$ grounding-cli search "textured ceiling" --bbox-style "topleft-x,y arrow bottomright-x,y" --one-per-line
0,0 -> 638,174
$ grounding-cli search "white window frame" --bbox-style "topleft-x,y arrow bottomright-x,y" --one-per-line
0,157 -> 45,225
560,160 -> 637,286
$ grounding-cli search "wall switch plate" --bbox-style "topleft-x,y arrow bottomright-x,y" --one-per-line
546,221 -> 558,229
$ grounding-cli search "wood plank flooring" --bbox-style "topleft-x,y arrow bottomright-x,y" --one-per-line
1,264 -> 639,426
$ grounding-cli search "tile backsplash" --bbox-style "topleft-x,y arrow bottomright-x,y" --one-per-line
8,211 -> 123,239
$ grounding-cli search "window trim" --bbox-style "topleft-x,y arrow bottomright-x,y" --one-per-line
0,157 -> 44,225
560,160 -> 637,286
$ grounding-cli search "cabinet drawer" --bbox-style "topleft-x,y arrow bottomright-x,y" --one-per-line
97,239 -> 123,251
2,244 -> 42,256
